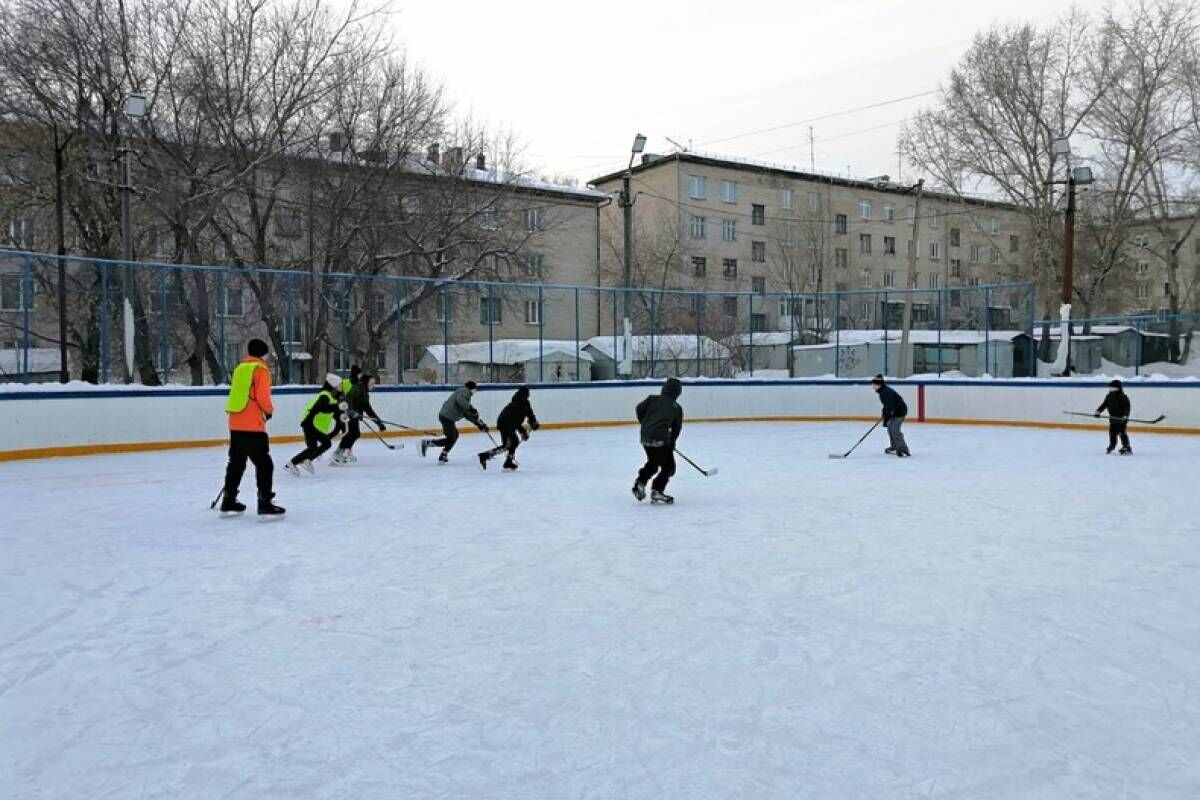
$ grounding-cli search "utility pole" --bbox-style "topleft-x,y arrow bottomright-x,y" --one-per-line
618,134 -> 646,377
1061,175 -> 1077,375
897,179 -> 924,377
53,126 -> 70,383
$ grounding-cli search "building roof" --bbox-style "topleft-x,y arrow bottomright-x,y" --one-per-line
590,151 -> 1016,210
584,335 -> 731,361
791,329 -> 1027,350
734,332 -> 796,346
422,339 -> 593,365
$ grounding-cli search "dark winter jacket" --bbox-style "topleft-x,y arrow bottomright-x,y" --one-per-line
1097,391 -> 1131,420
439,386 -> 482,425
346,381 -> 379,422
636,392 -> 683,448
876,384 -> 908,421
498,389 -> 538,432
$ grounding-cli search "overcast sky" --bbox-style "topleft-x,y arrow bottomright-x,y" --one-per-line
390,0 -> 1112,187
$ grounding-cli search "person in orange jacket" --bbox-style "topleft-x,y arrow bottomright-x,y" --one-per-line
220,339 -> 284,516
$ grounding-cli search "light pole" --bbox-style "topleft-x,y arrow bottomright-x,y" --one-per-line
618,133 -> 646,377
1047,135 -> 1093,376
119,92 -> 146,382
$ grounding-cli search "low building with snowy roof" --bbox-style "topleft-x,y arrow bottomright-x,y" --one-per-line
583,335 -> 733,380
416,339 -> 591,384
730,332 -> 796,372
789,329 -> 1035,378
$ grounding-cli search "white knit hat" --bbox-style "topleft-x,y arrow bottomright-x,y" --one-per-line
325,372 -> 342,387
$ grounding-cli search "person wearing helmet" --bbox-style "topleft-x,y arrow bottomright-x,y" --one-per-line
632,377 -> 684,504
478,386 -> 540,471
1095,379 -> 1132,455
284,373 -> 344,476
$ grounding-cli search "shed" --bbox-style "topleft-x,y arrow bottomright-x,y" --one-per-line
1036,331 -> 1105,374
0,347 -> 62,383
790,330 -> 1029,378
417,339 -> 592,384
731,332 -> 795,372
584,335 -> 731,380
1085,325 -> 1172,367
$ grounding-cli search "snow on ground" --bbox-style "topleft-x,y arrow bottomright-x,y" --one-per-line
2,422 -> 1199,799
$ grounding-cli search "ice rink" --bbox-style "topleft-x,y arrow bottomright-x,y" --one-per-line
3,421 -> 1199,799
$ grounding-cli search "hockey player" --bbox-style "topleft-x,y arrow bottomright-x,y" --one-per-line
478,386 -> 540,471
420,380 -> 488,463
283,373 -> 343,476
1095,379 -> 1132,455
872,374 -> 911,457
220,339 -> 284,516
331,372 -> 384,465
632,377 -> 683,504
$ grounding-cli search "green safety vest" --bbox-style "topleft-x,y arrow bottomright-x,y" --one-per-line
304,389 -> 338,435
341,378 -> 352,394
225,360 -> 266,413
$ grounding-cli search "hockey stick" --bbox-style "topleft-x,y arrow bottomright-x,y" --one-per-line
373,418 -> 444,437
828,420 -> 881,459
675,448 -> 719,476
209,486 -> 224,509
1063,411 -> 1166,424
360,417 -> 402,450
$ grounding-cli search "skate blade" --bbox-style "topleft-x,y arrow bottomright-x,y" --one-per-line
218,511 -> 244,518
256,514 -> 286,522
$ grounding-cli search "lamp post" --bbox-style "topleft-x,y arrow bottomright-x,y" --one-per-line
1046,135 -> 1093,376
120,92 -> 146,382
618,133 -> 646,377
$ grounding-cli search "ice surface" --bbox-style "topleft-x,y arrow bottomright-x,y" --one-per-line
3,422 -> 1199,799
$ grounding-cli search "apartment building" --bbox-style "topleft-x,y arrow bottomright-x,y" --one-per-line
1120,218 -> 1200,319
591,152 -> 1031,333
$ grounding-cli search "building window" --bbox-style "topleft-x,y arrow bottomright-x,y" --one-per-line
0,273 -> 30,310
883,271 -> 896,288
223,341 -> 242,374
781,188 -> 794,209
883,205 -> 895,223
751,204 -> 765,225
721,180 -> 737,203
372,350 -> 386,372
929,273 -> 940,289
949,259 -> 962,278
1136,283 -> 1150,300
282,316 -> 303,345
1136,260 -> 1150,275
689,215 -> 707,239
524,299 -> 542,325
859,200 -> 872,220
807,191 -> 820,210
479,206 -> 499,229
751,313 -> 767,332
525,208 -> 546,232
929,209 -> 940,229
990,246 -> 1000,264
216,286 -> 243,318
332,348 -> 352,371
752,241 -> 766,262
723,296 -> 737,316
883,236 -> 896,256
859,269 -> 871,288
835,248 -> 848,269
722,219 -> 737,241
859,233 -> 871,254
949,228 -> 960,247
929,241 -> 941,261
1164,282 -> 1172,295
1009,235 -> 1020,253
1135,234 -> 1150,248
688,175 -> 707,200
969,244 -> 981,263
968,276 -> 981,287
436,293 -> 453,323
908,239 -> 919,258
692,256 -> 707,277
990,218 -> 1000,234
274,208 -> 303,239
6,218 -> 34,248
1193,237 -> 1200,255
403,344 -> 423,371
834,214 -> 848,235
752,276 -> 766,294
722,258 -> 738,278
480,296 -> 502,325
525,252 -> 544,278
400,302 -> 419,321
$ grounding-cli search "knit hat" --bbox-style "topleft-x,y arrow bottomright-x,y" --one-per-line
871,374 -> 885,385
1109,379 -> 1123,389
247,339 -> 269,358
325,372 -> 341,388
662,377 -> 683,398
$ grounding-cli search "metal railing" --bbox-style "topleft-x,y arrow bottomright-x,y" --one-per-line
0,249 -> 1040,385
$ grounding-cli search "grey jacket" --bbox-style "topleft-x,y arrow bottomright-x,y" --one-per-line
439,386 -> 481,424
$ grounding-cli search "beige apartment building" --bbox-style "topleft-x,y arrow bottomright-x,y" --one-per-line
592,152 -> 1033,334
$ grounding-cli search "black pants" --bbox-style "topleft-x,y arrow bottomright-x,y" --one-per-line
484,427 -> 521,461
224,431 -> 273,500
431,415 -> 460,451
637,445 -> 676,492
1109,420 -> 1130,451
340,418 -> 361,451
292,423 -> 333,464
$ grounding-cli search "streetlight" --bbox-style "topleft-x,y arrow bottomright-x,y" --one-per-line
1046,135 -> 1094,376
618,133 -> 646,376
120,92 -> 146,382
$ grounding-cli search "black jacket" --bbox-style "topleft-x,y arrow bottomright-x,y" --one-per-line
876,384 -> 908,421
302,389 -> 341,429
636,394 -> 683,447
498,391 -> 538,432
1097,391 -> 1131,420
346,381 -> 379,421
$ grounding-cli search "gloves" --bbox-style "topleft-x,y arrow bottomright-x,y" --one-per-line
374,418 -> 385,431
477,422 -> 489,433
530,421 -> 540,431
519,427 -> 530,441
264,412 -> 272,421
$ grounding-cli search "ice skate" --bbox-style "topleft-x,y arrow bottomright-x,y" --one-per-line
438,450 -> 449,463
219,496 -> 246,516
632,481 -> 646,502
420,439 -> 431,458
650,489 -> 674,505
1119,447 -> 1132,455
283,462 -> 302,478
478,452 -> 490,470
885,447 -> 896,454
257,494 -> 285,517
301,459 -> 315,474
502,457 -> 518,471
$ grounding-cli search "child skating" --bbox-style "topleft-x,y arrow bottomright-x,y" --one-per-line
478,386 -> 540,471
420,381 -> 488,463
284,373 -> 343,476
633,377 -> 684,504
1095,379 -> 1132,455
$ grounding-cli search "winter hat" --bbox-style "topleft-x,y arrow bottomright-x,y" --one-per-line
514,385 -> 530,399
871,374 -> 885,385
325,372 -> 342,388
247,339 -> 269,358
465,380 -> 478,390
1109,379 -> 1123,390
662,377 -> 683,398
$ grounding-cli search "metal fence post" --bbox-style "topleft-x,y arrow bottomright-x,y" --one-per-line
158,268 -> 169,382
538,285 -> 545,383
486,283 -> 494,383
394,279 -> 403,385
442,284 -> 450,385
984,286 -> 992,376
216,270 -> 227,379
834,291 -> 841,379
100,261 -> 110,383
748,291 -> 755,377
695,295 -> 703,377
20,256 -> 31,381
937,287 -> 944,376
882,290 -> 889,376
573,287 -> 580,382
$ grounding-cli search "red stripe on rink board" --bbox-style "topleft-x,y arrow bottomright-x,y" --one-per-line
917,384 -> 926,422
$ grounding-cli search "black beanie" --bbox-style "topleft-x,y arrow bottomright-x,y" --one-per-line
1109,379 -> 1123,389
247,339 -> 269,358
514,385 -> 530,399
465,380 -> 478,390
662,377 -> 683,398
